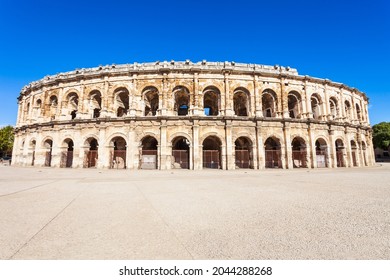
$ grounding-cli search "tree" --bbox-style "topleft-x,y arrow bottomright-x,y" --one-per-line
372,122 -> 390,150
0,125 -> 14,157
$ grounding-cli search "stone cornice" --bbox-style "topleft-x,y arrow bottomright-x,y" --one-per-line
18,60 -> 367,101
14,116 -> 371,133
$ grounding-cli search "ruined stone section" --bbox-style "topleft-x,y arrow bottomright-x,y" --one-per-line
12,61 -> 374,170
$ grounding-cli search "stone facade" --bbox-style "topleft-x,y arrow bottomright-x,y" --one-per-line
12,61 -> 374,170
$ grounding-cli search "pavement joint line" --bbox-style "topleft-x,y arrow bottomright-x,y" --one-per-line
8,192 -> 82,260
0,180 -> 60,198
134,182 -> 195,260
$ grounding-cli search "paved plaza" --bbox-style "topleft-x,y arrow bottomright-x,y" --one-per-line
0,164 -> 389,259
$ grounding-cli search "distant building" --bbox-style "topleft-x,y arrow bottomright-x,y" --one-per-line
375,147 -> 390,162
12,61 -> 374,169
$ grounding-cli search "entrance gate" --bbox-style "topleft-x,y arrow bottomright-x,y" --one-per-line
203,150 -> 220,169
141,150 -> 157,169
316,150 -> 327,168
235,150 -> 250,168
112,150 -> 126,169
45,151 -> 52,167
292,151 -> 307,168
172,150 -> 189,169
265,150 -> 281,168
336,151 -> 344,167
352,150 -> 357,166
66,151 -> 73,167
85,150 -> 98,168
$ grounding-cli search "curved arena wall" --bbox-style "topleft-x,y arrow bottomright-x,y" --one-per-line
13,61 -> 374,169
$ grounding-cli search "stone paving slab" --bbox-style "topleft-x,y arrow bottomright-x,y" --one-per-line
0,164 -> 389,259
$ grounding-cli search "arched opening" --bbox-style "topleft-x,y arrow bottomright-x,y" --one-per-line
233,88 -> 249,116
90,90 -> 102,118
264,137 -> 282,168
143,87 -> 159,116
111,136 -> 127,169
202,136 -> 222,169
311,94 -> 322,120
49,95 -> 58,119
235,137 -> 253,169
30,140 -> 36,166
329,97 -> 338,120
203,86 -> 220,116
172,136 -> 190,169
34,99 -> 42,118
173,86 -> 190,116
356,103 -> 361,121
43,139 -> 53,167
315,138 -> 328,168
25,103 -> 30,121
350,140 -> 358,167
61,138 -> 74,168
115,88 -> 129,117
345,100 -> 352,120
262,90 -> 277,117
361,141 -> 367,166
84,138 -> 98,168
291,137 -> 307,168
335,139 -> 345,167
140,136 -> 158,169
288,91 -> 301,119
67,92 -> 78,120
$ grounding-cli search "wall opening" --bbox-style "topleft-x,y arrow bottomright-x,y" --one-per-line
235,137 -> 252,169
140,136 -> 158,169
172,137 -> 190,169
203,136 -> 222,169
291,137 -> 307,168
111,136 -> 127,169
315,138 -> 328,168
84,138 -> 98,168
335,139 -> 345,167
264,137 -> 282,168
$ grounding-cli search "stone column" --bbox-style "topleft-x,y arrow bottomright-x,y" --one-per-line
256,120 -> 264,169
191,72 -> 201,116
192,120 -> 201,170
283,122 -> 293,169
307,124 -> 314,168
328,128 -> 336,168
159,74 -> 168,116
221,144 -> 227,170
225,120 -> 234,169
224,72 -> 233,116
97,127 -> 107,168
351,94 -> 357,123
305,80 -> 313,119
254,76 -> 263,117
340,89 -> 346,121
100,77 -> 108,117
281,77 -> 289,118
159,119 -> 168,169
324,83 -> 331,120
16,101 -> 22,126
365,101 -> 370,124
80,84 -> 89,119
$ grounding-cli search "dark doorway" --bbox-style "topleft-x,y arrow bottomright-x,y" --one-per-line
141,136 -> 158,169
203,136 -> 221,169
264,137 -> 281,168
172,137 -> 190,169
235,137 -> 252,168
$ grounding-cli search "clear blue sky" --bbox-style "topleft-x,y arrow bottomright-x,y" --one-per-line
0,0 -> 389,126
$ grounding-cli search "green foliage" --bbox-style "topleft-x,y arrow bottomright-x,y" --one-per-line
0,125 -> 14,156
372,122 -> 390,149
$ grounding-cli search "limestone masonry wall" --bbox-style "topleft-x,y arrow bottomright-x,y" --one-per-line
13,61 -> 374,169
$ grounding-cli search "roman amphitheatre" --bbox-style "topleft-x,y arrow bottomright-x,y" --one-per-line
12,61 -> 374,170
